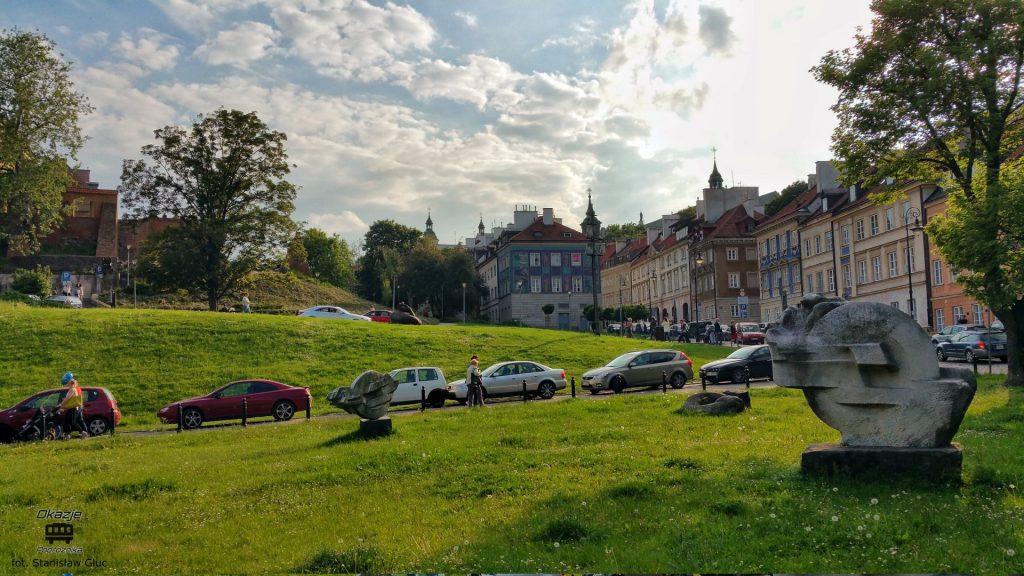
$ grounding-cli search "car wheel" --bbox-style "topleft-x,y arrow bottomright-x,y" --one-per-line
537,381 -> 556,400
87,417 -> 109,436
273,400 -> 297,422
670,371 -> 687,389
427,390 -> 446,408
588,389 -> 601,395
182,407 -> 203,430
611,376 -> 626,394
966,350 -> 976,364
733,368 -> 749,385
457,399 -> 468,406
936,348 -> 946,361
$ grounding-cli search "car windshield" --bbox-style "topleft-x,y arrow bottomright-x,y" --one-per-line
606,353 -> 638,368
727,346 -> 759,359
481,363 -> 503,377
738,324 -> 760,332
982,333 -> 1008,342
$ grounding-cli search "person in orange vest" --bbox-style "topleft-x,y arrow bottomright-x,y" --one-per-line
58,372 -> 88,439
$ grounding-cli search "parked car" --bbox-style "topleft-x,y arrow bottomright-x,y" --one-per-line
366,309 -> 392,323
448,361 -> 566,402
935,332 -> 1008,363
0,386 -> 121,441
46,295 -> 83,308
699,344 -> 773,388
734,322 -> 765,345
388,367 -> 447,407
297,306 -> 371,321
931,324 -> 987,345
582,349 -> 693,394
157,379 -> 310,429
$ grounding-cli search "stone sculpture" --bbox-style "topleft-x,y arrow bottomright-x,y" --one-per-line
683,391 -> 747,415
391,302 -> 423,325
326,371 -> 399,435
766,294 -> 976,478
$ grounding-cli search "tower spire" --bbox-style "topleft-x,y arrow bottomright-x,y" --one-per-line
708,147 -> 724,189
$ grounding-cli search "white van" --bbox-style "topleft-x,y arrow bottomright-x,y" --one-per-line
388,367 -> 448,408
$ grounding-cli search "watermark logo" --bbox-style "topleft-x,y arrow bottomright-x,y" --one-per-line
44,522 -> 74,544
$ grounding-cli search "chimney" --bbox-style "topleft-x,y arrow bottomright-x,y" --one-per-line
542,208 -> 554,226
849,184 -> 858,203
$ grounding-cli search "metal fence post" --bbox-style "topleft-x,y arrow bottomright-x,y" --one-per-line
109,407 -> 116,436
662,371 -> 667,393
570,376 -> 576,398
522,380 -> 528,401
420,386 -> 426,412
305,392 -> 311,420
973,355 -> 979,375
242,398 -> 248,427
176,404 -> 183,433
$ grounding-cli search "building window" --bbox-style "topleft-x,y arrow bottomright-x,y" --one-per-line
571,276 -> 583,292
745,247 -> 756,260
885,207 -> 895,231
972,303 -> 983,323
869,214 -> 880,235
953,306 -> 964,322
805,239 -> 811,255
932,260 -> 944,285
550,252 -> 561,267
855,219 -> 865,240
872,256 -> 882,281
891,301 -> 900,310
858,260 -> 867,284
825,231 -> 834,251
935,309 -> 946,331
731,304 -> 741,317
841,226 -> 850,246
843,265 -> 852,289
816,272 -> 823,293
727,247 -> 738,261
747,271 -> 758,288
529,252 -> 541,267
551,276 -> 562,293
813,236 -> 820,254
727,272 -> 740,288
827,269 -> 835,293
806,274 -> 814,293
530,277 -> 541,293
905,247 -> 915,272
571,253 -> 582,267
887,252 -> 898,277
74,200 -> 92,217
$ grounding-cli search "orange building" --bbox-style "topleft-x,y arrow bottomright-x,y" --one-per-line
40,169 -> 119,258
924,189 -> 988,330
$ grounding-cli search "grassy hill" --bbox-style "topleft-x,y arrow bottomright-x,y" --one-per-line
0,376 -> 1017,574
0,303 -> 728,428
119,271 -> 377,313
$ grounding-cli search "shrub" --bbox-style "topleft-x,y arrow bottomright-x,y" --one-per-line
11,265 -> 53,297
542,304 -> 555,316
297,547 -> 383,574
534,517 -> 590,542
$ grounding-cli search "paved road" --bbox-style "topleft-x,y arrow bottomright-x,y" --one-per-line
104,378 -> 779,439
940,359 -> 1007,375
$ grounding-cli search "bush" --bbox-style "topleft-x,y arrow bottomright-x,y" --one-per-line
542,304 -> 555,316
11,265 -> 53,297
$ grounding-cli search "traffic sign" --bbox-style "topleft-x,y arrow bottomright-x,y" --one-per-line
61,271 -> 71,283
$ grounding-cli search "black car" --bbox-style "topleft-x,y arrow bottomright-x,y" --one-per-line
936,331 -> 1008,362
698,344 -> 773,389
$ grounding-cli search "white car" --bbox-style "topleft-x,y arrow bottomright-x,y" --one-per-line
388,367 -> 448,408
46,295 -> 83,308
448,361 -> 566,403
297,306 -> 371,321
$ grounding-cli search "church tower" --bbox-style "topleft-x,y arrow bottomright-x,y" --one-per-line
424,211 -> 437,241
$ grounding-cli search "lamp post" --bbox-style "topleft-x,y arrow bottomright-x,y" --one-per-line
692,254 -> 704,321
903,206 -> 924,323
649,268 -> 657,325
126,244 -> 136,308
580,188 -> 604,336
567,291 -> 573,330
618,276 -> 625,332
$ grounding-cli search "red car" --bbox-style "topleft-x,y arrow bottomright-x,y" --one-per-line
0,387 -> 121,441
366,310 -> 392,323
157,379 -> 310,429
735,322 -> 766,345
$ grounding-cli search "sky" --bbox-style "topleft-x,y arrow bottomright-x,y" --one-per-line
2,0 -> 874,248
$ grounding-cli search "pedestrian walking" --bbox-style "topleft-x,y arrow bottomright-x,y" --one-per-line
705,322 -> 716,344
58,372 -> 88,439
466,355 -> 485,407
75,282 -> 84,300
241,294 -> 251,313
730,323 -> 737,347
714,319 -> 723,345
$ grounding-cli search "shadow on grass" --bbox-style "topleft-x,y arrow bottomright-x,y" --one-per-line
318,428 -> 394,448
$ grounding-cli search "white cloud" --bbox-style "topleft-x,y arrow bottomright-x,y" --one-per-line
538,18 -> 601,52
151,0 -> 259,34
396,55 -> 522,109
77,31 -> 109,49
195,20 -> 279,66
114,28 -> 180,72
453,11 -> 477,28
308,211 -> 369,236
270,0 -> 435,81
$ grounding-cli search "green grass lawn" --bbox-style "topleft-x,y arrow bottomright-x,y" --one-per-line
0,375 -> 1019,574
0,303 -> 729,429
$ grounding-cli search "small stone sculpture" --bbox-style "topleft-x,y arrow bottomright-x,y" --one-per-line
327,371 -> 398,435
683,391 -> 746,415
391,302 -> 423,325
767,294 -> 976,478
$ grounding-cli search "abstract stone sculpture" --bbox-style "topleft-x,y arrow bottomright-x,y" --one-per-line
683,391 -> 746,415
391,302 -> 423,325
327,371 -> 398,435
767,294 -> 976,478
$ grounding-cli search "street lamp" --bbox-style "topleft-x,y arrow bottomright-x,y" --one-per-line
904,206 -> 924,322
567,291 -> 573,330
580,188 -> 604,336
126,244 -> 136,308
618,276 -> 626,332
692,254 -> 704,321
649,268 -> 657,325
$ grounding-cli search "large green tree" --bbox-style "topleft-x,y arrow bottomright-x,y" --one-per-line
765,181 -> 810,216
814,0 -> 1024,385
394,239 -> 478,319
357,219 -> 421,302
0,29 -> 91,257
121,109 -> 297,311
302,227 -> 355,288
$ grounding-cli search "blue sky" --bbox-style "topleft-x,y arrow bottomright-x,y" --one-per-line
2,0 -> 873,246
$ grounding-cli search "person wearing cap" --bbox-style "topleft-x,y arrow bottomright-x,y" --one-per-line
58,372 -> 88,439
466,355 -> 485,407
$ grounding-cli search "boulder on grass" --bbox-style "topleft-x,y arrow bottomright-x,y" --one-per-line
683,391 -> 745,415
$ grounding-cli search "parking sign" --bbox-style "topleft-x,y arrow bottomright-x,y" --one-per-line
61,271 -> 71,283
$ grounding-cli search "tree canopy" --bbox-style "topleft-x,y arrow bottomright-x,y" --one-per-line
765,181 -> 810,216
302,227 -> 356,289
122,109 -> 297,311
0,29 -> 91,257
357,219 -> 422,302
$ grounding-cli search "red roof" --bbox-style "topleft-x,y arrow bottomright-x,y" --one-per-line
701,205 -> 761,240
509,218 -> 588,243
756,184 -> 818,229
